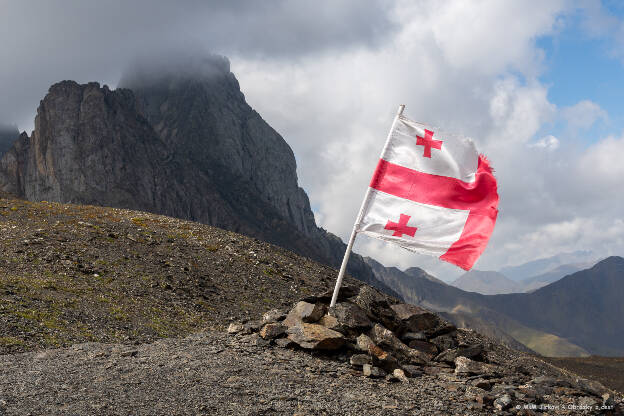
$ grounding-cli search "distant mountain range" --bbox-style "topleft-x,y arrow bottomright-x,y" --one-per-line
500,251 -> 598,282
369,256 -> 624,357
451,270 -> 523,295
450,253 -> 600,295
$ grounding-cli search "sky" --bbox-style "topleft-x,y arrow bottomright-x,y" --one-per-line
1,0 -> 623,281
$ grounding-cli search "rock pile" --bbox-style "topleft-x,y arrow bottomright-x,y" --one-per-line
229,285 -> 484,380
228,285 -> 623,414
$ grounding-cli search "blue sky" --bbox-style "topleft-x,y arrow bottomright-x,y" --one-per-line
537,4 -> 624,144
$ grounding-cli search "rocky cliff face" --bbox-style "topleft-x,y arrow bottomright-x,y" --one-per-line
0,56 -> 396,297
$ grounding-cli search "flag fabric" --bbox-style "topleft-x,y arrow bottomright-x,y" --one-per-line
356,113 -> 498,270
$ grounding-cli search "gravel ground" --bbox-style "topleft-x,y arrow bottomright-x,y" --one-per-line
0,331 -> 484,416
2,330 -> 621,416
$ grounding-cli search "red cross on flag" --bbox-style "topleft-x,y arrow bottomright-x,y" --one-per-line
355,109 -> 499,271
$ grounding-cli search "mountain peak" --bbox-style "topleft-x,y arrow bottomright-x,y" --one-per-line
593,255 -> 624,269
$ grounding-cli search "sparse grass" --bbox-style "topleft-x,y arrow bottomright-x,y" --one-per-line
0,191 -> 341,354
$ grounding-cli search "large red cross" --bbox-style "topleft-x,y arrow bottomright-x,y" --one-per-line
384,213 -> 418,238
416,129 -> 443,158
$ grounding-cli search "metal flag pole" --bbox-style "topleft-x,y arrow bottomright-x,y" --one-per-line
329,104 -> 405,308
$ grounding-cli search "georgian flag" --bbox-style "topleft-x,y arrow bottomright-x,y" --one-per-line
356,113 -> 498,270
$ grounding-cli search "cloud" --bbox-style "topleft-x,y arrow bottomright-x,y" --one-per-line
578,134 -> 624,187
561,100 -> 608,130
577,0 -> 624,63
0,0 -> 395,129
530,135 -> 560,150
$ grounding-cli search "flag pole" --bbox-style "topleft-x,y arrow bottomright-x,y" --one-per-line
329,104 -> 405,308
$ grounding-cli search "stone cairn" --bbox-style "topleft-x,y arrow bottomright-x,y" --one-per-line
228,285 -> 622,414
228,285 -> 495,382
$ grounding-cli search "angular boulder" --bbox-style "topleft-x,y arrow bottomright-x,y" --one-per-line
454,356 -> 498,376
369,324 -> 427,365
318,314 -> 342,332
286,323 -> 344,350
368,343 -> 401,371
408,340 -> 438,357
355,334 -> 376,353
259,323 -> 287,340
390,304 -> 441,332
329,302 -> 372,331
430,333 -> 458,351
262,309 -> 286,324
352,286 -> 402,332
349,354 -> 372,367
283,301 -> 326,327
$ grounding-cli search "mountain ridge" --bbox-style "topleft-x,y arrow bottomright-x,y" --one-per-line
367,256 -> 624,356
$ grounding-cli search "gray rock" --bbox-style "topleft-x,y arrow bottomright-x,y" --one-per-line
390,304 -> 441,332
362,364 -> 386,378
261,309 -> 286,324
328,302 -> 372,331
456,344 -> 483,361
454,356 -> 498,376
253,334 -> 271,347
368,343 -> 401,372
493,393 -> 512,411
386,369 -> 409,383
573,377 -> 608,397
318,314 -> 342,332
274,338 -> 296,348
227,323 -> 244,334
242,320 -> 263,334
435,344 -> 482,363
283,301 -> 326,327
259,323 -> 287,340
401,331 -> 426,342
471,379 -> 492,391
355,334 -> 375,353
429,333 -> 458,351
349,354 -> 372,367
408,340 -> 438,357
433,348 -> 457,364
352,286 -> 401,332
369,324 -> 427,365
286,323 -> 344,350
400,365 -> 423,378
603,392 -> 616,408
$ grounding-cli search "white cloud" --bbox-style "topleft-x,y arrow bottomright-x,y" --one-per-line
578,134 -> 624,187
531,135 -> 560,150
561,100 -> 608,130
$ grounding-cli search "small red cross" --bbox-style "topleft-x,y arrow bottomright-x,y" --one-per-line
416,129 -> 443,158
384,213 -> 418,238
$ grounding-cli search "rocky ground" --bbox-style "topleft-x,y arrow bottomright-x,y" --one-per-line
1,328 -> 621,415
1,192 -> 623,415
0,192 -> 348,354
